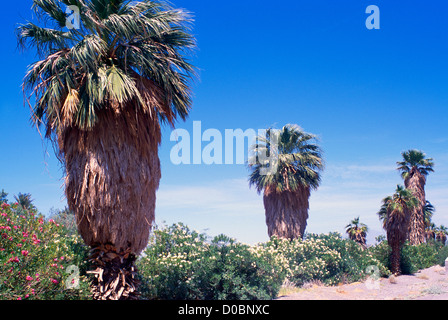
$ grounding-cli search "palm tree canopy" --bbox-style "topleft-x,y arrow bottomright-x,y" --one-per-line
397,149 -> 434,179
248,124 -> 324,194
378,185 -> 419,227
345,217 -> 368,234
17,0 -> 197,141
424,200 -> 435,227
14,193 -> 36,211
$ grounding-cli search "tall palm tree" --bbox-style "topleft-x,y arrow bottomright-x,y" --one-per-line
397,150 -> 434,245
435,225 -> 448,245
379,185 -> 418,275
345,217 -> 368,248
248,124 -> 324,240
18,0 -> 196,300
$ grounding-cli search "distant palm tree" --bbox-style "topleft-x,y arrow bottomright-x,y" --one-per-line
435,225 -> 448,245
397,150 -> 434,245
14,193 -> 36,211
248,124 -> 324,239
18,0 -> 196,300
379,185 -> 418,275
423,201 -> 436,242
345,217 -> 368,248
425,223 -> 437,243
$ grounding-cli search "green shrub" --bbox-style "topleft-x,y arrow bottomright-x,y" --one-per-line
261,233 -> 389,287
137,223 -> 285,300
0,202 -> 91,300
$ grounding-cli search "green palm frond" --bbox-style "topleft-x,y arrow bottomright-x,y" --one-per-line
397,149 -> 434,179
248,124 -> 324,194
379,185 -> 419,228
18,0 -> 197,138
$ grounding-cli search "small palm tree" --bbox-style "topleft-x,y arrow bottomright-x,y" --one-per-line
397,150 -> 434,245
379,185 -> 418,275
425,223 -> 437,243
248,124 -> 324,239
14,193 -> 36,211
436,225 -> 448,245
345,217 -> 368,248
18,0 -> 196,300
423,201 -> 436,242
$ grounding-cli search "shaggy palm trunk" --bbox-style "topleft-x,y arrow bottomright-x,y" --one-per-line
389,242 -> 402,275
405,169 -> 426,245
386,208 -> 411,275
437,234 -> 447,245
59,108 -> 161,300
263,186 -> 310,240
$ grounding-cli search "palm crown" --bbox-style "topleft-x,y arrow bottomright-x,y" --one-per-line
345,217 -> 368,236
396,149 -> 434,180
17,0 -> 196,139
248,124 -> 324,194
378,185 -> 419,227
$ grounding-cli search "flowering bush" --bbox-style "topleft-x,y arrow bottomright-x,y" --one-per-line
0,201 -> 91,300
255,233 -> 390,287
137,223 -> 285,300
137,224 -> 392,300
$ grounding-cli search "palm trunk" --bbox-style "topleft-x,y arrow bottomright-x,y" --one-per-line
405,169 -> 426,245
263,186 -> 310,240
59,107 -> 161,300
390,242 -> 402,275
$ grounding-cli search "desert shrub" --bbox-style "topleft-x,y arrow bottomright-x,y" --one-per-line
137,223 -> 285,300
0,201 -> 91,300
261,233 -> 389,287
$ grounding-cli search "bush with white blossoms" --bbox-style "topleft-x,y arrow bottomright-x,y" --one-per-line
137,224 -> 392,300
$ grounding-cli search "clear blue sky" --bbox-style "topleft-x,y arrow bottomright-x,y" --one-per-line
1,0 -> 447,244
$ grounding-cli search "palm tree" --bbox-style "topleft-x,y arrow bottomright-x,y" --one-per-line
18,0 -> 196,300
435,225 -> 448,245
397,150 -> 434,245
248,124 -> 324,240
425,223 -> 437,243
423,201 -> 436,242
345,217 -> 368,248
379,185 -> 418,275
14,193 -> 37,211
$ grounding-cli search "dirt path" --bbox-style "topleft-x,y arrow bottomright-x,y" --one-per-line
277,265 -> 448,300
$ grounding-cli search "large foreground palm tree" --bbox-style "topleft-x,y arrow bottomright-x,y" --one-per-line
18,0 -> 196,300
248,124 -> 324,240
379,185 -> 418,275
397,150 -> 434,245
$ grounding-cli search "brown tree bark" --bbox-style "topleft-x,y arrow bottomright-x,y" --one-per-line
263,186 -> 310,240
404,168 -> 427,245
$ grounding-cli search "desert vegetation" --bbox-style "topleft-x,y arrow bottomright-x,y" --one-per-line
1,189 -> 447,300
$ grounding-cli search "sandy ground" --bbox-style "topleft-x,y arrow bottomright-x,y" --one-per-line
277,265 -> 448,300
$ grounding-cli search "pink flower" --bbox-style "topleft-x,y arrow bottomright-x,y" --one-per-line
21,250 -> 29,256
50,278 -> 58,284
26,276 -> 33,281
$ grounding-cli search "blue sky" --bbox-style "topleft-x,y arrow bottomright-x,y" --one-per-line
0,0 -> 447,244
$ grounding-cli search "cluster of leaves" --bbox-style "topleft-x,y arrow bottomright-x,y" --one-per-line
370,239 -> 448,275
258,233 -> 390,287
137,224 -> 394,300
137,223 -> 284,300
0,200 -> 91,300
